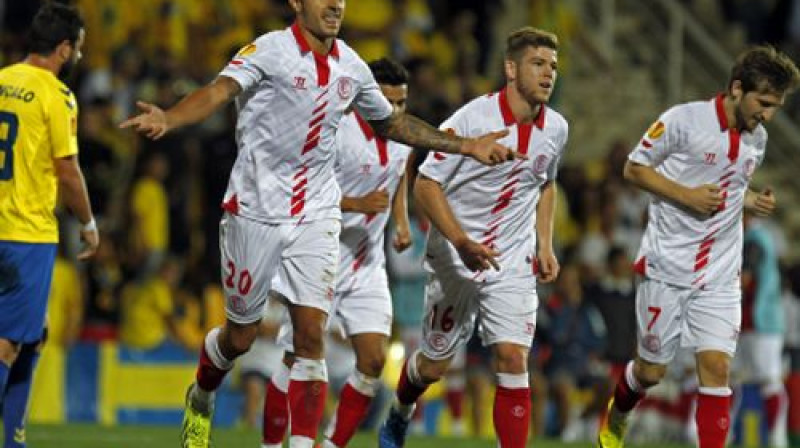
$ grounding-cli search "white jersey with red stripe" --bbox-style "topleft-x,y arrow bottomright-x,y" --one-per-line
631,95 -> 766,290
218,23 -> 393,224
335,112 -> 412,292
419,88 -> 568,282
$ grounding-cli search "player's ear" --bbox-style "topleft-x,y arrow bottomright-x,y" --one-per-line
55,40 -> 72,62
730,80 -> 743,102
504,58 -> 516,82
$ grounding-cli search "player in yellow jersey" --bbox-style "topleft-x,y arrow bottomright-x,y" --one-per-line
0,4 -> 98,447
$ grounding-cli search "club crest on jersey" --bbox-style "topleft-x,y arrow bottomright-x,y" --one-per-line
337,77 -> 353,99
743,158 -> 756,178
533,154 -> 549,174
646,120 -> 666,140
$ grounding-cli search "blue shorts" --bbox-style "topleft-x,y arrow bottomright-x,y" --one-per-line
0,241 -> 56,344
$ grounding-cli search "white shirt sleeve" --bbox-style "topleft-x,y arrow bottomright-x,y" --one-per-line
629,106 -> 685,168
418,109 -> 469,186
351,59 -> 393,122
218,35 -> 276,92
546,119 -> 569,180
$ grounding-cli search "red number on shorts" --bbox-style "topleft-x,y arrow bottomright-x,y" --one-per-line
225,261 -> 236,288
224,260 -> 253,296
431,305 -> 455,332
238,270 -> 252,295
647,306 -> 661,331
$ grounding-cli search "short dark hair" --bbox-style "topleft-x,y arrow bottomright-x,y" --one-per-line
505,27 -> 558,62
26,3 -> 84,55
729,45 -> 800,94
368,58 -> 409,86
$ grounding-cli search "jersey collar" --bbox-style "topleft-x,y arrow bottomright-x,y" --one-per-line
714,93 -> 730,131
498,87 -> 546,129
291,22 -> 340,59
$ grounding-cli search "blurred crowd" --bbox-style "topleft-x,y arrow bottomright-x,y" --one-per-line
3,0 -> 800,444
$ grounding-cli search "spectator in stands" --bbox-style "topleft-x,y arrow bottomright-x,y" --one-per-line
738,211 -> 787,447
119,257 -> 183,351
539,262 -> 609,441
128,150 -> 169,281
588,246 -> 637,383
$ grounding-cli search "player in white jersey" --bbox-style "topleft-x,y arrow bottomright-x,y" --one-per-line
596,46 -> 800,448
379,27 -> 568,448
119,2 -> 522,448
260,58 -> 414,448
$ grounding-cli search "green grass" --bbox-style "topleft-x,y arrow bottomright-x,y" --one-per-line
19,424 -> 693,448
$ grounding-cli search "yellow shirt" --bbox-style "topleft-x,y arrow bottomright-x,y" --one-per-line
47,257 -> 83,347
0,64 -> 79,243
131,177 -> 168,251
120,279 -> 173,350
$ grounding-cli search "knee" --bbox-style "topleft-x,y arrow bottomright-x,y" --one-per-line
417,355 -> 450,384
634,358 -> 667,388
293,324 -> 324,357
357,352 -> 386,378
220,323 -> 258,358
697,352 -> 731,386
493,344 -> 528,374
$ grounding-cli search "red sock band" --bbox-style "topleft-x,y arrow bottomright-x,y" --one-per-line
262,379 -> 289,444
397,358 -> 428,406
288,379 -> 328,439
493,386 -> 530,448
328,383 -> 373,447
696,393 -> 731,448
195,344 -> 229,391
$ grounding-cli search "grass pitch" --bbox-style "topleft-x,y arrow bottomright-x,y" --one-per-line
20,424 -> 693,448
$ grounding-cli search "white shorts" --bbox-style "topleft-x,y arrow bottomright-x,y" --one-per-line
420,271 -> 538,361
276,270 -> 393,352
735,332 -> 784,383
219,214 -> 340,324
636,278 -> 741,364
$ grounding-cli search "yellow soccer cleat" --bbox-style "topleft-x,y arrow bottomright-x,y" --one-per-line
597,397 -> 629,448
180,385 -> 213,448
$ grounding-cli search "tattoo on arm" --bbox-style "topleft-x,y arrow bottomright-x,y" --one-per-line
371,112 -> 463,154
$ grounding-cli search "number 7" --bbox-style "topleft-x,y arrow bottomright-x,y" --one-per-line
646,306 -> 661,331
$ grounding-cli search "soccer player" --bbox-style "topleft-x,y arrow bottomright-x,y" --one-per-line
596,45 -> 800,448
262,57 -> 414,448
119,1 -> 520,447
378,27 -> 567,448
0,4 -> 98,448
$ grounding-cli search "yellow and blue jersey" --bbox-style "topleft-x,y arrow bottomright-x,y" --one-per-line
0,63 -> 79,243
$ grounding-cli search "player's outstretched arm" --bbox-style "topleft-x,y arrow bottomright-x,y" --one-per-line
120,76 -> 241,140
415,175 -> 499,271
341,189 -> 390,214
54,155 -> 99,260
391,171 -> 411,252
624,160 -> 723,216
535,181 -> 559,283
370,112 -> 523,166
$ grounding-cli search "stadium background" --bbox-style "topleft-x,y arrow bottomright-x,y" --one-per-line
2,0 -> 800,446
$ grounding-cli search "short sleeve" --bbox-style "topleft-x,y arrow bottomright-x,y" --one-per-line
417,109 -> 470,186
629,107 -> 684,168
351,58 -> 393,121
48,87 -> 79,159
219,36 -> 275,93
546,120 -> 569,180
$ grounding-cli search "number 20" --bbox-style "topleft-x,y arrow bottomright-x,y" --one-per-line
0,111 -> 19,181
